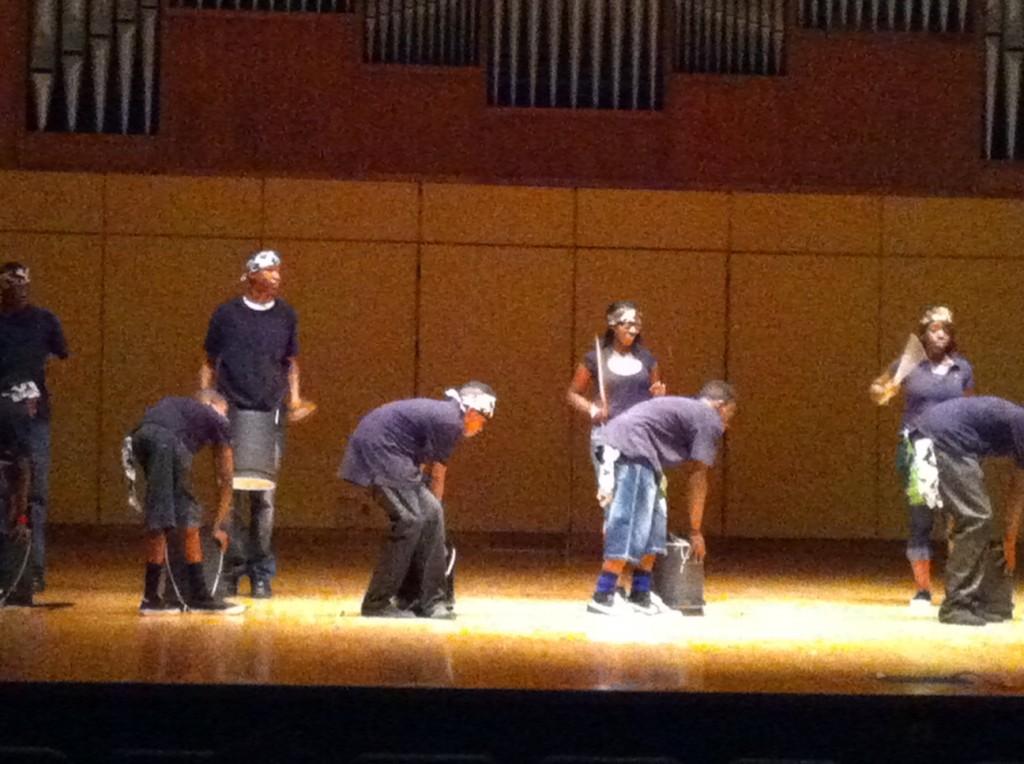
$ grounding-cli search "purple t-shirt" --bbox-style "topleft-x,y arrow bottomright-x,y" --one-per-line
601,396 -> 725,473
583,345 -> 657,420
139,397 -> 232,455
916,396 -> 1024,467
340,398 -> 464,488
893,355 -> 974,429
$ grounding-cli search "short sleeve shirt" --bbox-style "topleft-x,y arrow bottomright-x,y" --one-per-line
204,298 -> 298,411
340,398 -> 465,488
895,354 -> 974,429
582,345 -> 657,420
0,305 -> 69,420
139,397 -> 232,455
916,396 -> 1024,467
601,396 -> 725,473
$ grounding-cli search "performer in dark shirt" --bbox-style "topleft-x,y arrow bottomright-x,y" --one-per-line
589,381 -> 736,616
200,250 -> 314,598
129,391 -> 242,615
0,262 -> 69,592
340,382 -> 496,619
912,396 -> 1024,626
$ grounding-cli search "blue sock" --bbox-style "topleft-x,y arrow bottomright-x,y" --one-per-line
595,570 -> 618,596
631,570 -> 652,595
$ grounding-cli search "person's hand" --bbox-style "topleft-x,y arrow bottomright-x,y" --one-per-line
287,399 -> 317,423
869,380 -> 899,406
690,530 -> 706,561
212,526 -> 229,552
590,402 -> 609,424
650,381 -> 667,397
596,490 -> 613,509
1005,538 -> 1017,573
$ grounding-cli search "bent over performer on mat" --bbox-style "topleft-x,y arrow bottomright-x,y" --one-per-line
340,382 -> 496,620
910,396 -> 1024,626
588,381 -> 736,616
0,380 -> 41,607
128,391 -> 243,615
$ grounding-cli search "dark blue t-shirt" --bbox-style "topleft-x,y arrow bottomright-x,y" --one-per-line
601,396 -> 725,473
204,298 -> 298,411
0,305 -> 68,420
916,396 -> 1024,467
139,397 -> 232,455
892,355 -> 974,429
583,345 -> 657,420
340,398 -> 464,488
0,398 -> 33,463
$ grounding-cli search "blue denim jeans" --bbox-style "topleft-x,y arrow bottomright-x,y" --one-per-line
28,418 -> 51,579
603,458 -> 667,564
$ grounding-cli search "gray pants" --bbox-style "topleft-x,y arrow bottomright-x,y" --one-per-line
935,449 -> 993,620
362,484 -> 446,614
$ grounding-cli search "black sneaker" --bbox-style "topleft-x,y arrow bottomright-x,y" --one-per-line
2,593 -> 33,608
939,609 -> 986,626
909,590 -> 933,612
188,598 -> 245,615
139,597 -> 184,616
629,590 -> 669,616
586,590 -> 628,616
251,579 -> 272,599
418,604 -> 457,620
32,573 -> 45,594
976,609 -> 1009,623
223,578 -> 239,597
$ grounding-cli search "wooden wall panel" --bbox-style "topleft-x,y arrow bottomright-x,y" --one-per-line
0,172 -> 103,233
0,233 -> 102,524
576,190 -> 730,250
571,250 -> 728,538
264,180 -> 419,242
422,185 -> 575,247
105,175 -> 263,238
266,240 -> 417,529
884,198 -> 1024,258
419,245 -> 574,534
728,254 -> 880,538
732,194 -> 881,254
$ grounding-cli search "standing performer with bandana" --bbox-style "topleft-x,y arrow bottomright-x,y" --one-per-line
869,306 -> 974,610
0,263 -> 69,593
0,381 -> 41,607
200,250 -> 313,599
567,301 -> 666,597
909,396 -> 1024,626
128,391 -> 243,615
340,382 -> 496,620
589,382 -> 736,615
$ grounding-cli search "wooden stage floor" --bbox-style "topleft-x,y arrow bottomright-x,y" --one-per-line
3,531 -> 1024,698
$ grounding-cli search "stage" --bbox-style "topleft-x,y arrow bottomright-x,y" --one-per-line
3,531 -> 1023,697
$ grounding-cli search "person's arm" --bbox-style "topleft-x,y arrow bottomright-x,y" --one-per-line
199,355 -> 217,391
210,443 -> 234,549
287,357 -> 301,408
686,462 -> 709,561
567,364 -> 607,423
428,462 -> 447,502
1003,467 -> 1024,572
649,363 -> 666,397
869,371 -> 899,405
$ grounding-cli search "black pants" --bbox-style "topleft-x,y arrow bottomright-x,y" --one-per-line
935,448 -> 994,619
362,484 -> 446,614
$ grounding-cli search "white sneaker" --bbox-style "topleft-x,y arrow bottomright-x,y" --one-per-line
630,591 -> 672,616
586,590 -> 630,615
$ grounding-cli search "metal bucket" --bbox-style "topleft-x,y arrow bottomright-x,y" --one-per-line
230,409 -> 280,492
653,535 -> 705,616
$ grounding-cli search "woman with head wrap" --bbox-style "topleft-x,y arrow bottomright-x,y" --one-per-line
870,305 -> 975,610
566,301 -> 666,610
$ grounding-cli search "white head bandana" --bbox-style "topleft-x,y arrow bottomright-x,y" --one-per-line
445,386 -> 497,419
0,265 -> 30,287
2,381 -> 40,403
607,306 -> 641,327
920,306 -> 953,326
241,250 -> 282,282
